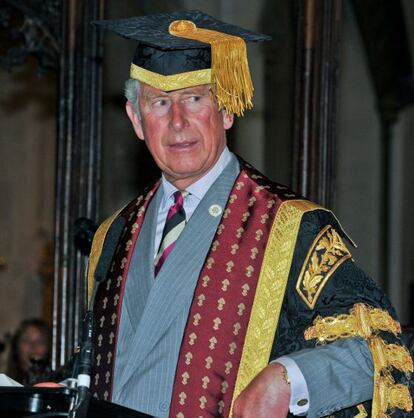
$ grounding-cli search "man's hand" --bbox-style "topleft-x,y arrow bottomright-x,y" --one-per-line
232,362 -> 291,418
33,382 -> 63,388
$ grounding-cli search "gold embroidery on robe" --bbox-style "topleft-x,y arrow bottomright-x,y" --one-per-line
296,225 -> 352,309
304,303 -> 401,342
354,404 -> 368,418
369,336 -> 413,375
305,304 -> 413,417
229,200 -> 324,416
373,373 -> 413,417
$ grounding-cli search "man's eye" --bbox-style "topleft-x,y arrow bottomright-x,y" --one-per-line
187,95 -> 201,102
154,99 -> 168,106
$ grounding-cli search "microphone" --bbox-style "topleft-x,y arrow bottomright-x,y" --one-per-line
94,217 -> 126,284
69,216 -> 126,418
74,217 -> 98,256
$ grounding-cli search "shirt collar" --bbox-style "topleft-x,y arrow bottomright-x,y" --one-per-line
160,146 -> 232,204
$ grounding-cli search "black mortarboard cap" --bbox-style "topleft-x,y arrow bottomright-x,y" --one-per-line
94,10 -> 271,116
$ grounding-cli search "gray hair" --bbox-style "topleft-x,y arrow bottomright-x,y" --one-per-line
124,78 -> 141,118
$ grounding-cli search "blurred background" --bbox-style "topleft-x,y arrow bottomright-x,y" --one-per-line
0,0 -> 413,370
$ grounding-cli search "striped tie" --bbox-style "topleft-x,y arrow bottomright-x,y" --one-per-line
154,190 -> 188,276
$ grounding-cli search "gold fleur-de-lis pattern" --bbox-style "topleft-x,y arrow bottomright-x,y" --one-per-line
170,162 -> 301,418
90,182 -> 160,400
296,225 -> 352,309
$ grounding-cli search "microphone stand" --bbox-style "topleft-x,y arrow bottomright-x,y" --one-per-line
68,289 -> 98,418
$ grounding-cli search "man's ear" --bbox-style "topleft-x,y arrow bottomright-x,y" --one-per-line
222,111 -> 234,130
125,101 -> 144,140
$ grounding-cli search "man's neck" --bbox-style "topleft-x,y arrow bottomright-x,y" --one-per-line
161,147 -> 232,200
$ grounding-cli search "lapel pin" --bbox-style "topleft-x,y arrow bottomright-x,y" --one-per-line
209,204 -> 223,217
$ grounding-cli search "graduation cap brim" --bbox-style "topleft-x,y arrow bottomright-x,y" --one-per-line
93,9 -> 271,50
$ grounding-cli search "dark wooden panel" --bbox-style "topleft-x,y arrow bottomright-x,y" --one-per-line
53,0 -> 104,369
293,0 -> 342,207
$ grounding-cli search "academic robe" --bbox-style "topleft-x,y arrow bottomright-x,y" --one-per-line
88,155 -> 413,418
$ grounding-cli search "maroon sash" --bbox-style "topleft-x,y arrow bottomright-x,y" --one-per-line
90,182 -> 159,400
169,164 -> 299,417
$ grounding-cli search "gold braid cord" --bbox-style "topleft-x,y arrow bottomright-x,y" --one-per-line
369,336 -> 413,417
305,303 -> 413,417
369,336 -> 414,375
354,404 -> 368,418
169,20 -> 253,116
304,303 -> 401,342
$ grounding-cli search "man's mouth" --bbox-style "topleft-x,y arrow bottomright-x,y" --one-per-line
169,140 -> 197,149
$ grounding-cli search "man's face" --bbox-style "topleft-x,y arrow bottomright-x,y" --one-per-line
126,83 -> 234,189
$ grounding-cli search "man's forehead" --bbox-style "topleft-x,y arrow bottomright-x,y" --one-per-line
141,83 -> 211,97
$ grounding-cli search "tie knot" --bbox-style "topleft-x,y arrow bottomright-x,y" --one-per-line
173,190 -> 188,205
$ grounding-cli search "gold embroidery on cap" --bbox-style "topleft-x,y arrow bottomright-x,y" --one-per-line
130,63 -> 211,92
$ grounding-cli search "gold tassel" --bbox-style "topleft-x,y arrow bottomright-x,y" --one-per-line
169,20 -> 253,116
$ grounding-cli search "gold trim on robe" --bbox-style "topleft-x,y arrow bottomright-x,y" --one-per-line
229,200 -> 323,416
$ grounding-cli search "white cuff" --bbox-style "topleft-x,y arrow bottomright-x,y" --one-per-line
271,356 -> 310,416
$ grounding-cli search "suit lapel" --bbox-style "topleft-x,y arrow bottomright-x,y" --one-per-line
122,187 -> 161,329
113,188 -> 161,389
116,155 -> 240,390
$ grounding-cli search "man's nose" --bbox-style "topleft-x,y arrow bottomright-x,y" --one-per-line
169,101 -> 188,131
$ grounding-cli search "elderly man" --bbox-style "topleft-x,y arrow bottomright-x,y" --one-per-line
88,10 -> 413,418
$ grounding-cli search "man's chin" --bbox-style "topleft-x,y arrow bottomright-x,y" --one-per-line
164,168 -> 206,187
